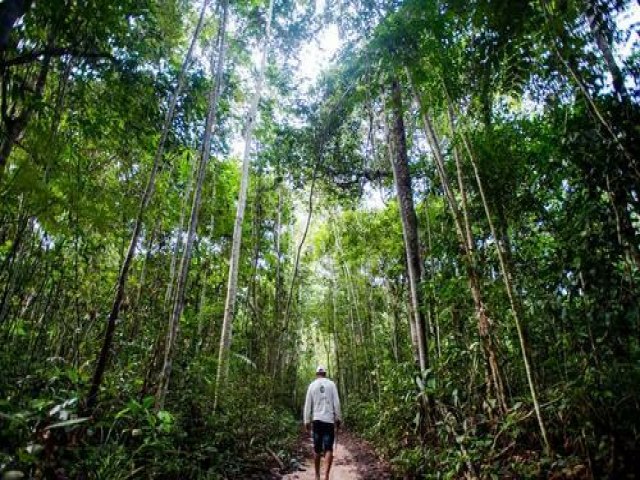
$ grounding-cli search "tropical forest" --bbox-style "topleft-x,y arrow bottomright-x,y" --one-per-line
0,0 -> 639,478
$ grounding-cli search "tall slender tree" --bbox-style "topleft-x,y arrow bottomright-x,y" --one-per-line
156,0 -> 230,410
386,77 -> 430,374
85,0 -> 213,412
214,0 -> 275,409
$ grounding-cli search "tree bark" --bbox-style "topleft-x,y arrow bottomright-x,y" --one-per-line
386,77 -> 430,373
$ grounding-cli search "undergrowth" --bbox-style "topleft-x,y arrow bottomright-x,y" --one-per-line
0,359 -> 297,479
344,361 -> 640,479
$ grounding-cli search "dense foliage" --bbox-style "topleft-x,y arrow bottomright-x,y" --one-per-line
1,0 -> 639,478
0,0 -> 308,477
300,0 -> 640,477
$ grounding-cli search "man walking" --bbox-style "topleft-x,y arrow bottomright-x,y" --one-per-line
304,365 -> 342,480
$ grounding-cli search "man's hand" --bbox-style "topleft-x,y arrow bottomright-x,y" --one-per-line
305,422 -> 311,433
335,419 -> 342,430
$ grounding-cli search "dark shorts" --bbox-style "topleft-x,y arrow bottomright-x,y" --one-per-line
312,420 -> 335,454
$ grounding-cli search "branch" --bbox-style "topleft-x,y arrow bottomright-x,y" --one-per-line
488,441 -> 516,462
282,166 -> 317,331
2,47 -> 116,67
266,446 -> 285,470
323,166 -> 392,189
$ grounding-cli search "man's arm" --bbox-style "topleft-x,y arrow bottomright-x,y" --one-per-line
333,383 -> 342,426
303,385 -> 312,430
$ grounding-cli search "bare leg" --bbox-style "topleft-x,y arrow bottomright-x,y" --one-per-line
314,453 -> 321,480
324,450 -> 334,480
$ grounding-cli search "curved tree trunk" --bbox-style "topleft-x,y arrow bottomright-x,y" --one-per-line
409,74 -> 507,415
451,99 -> 552,451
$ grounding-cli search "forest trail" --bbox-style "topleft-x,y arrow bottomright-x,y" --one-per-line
283,430 -> 392,480
2,0 -> 638,478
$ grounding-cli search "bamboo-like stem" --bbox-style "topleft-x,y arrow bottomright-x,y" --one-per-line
156,0 -> 229,411
214,0 -> 275,410
452,97 -> 551,453
86,0 -> 212,413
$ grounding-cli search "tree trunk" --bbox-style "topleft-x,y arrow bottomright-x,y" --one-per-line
604,174 -> 640,268
193,260 -> 210,354
384,281 -> 400,363
450,95 -> 549,447
249,171 -> 264,313
445,88 -> 550,442
155,0 -> 229,411
0,213 -> 29,323
0,49 -> 51,181
83,0 -> 213,413
540,1 -> 637,168
0,0 -> 32,51
272,138 -> 319,392
85,0 -> 209,414
386,77 -> 430,373
213,0 -> 274,410
332,261 -> 350,402
586,9 -> 628,101
270,182 -> 283,371
409,75 -> 507,414
421,193 -> 441,358
129,221 -> 159,341
334,222 -> 374,392
165,151 -> 197,310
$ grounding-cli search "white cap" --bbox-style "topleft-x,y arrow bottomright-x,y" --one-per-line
316,365 -> 327,374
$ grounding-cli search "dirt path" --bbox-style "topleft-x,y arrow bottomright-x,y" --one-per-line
282,430 -> 391,480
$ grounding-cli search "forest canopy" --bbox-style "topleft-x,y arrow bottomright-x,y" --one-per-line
0,0 -> 639,478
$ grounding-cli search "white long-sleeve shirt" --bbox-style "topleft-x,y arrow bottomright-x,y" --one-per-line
303,377 -> 342,424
